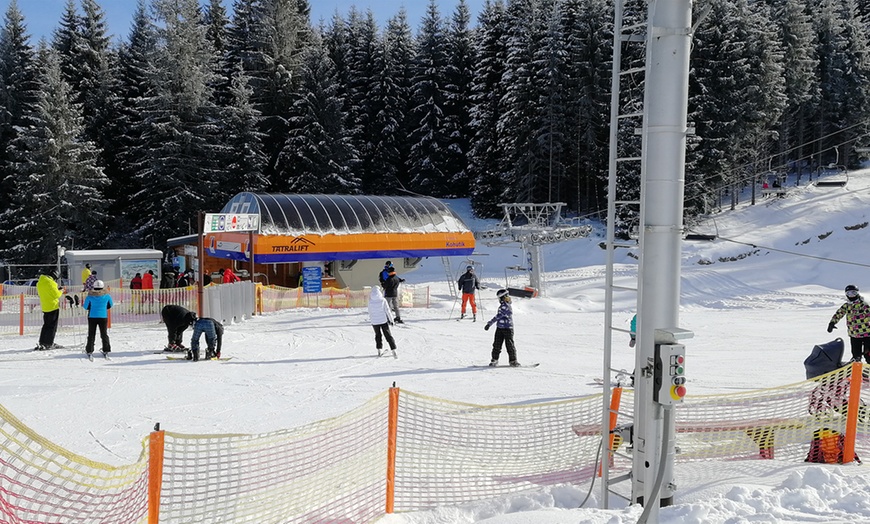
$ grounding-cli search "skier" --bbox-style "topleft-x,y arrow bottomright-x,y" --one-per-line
130,272 -> 143,290
81,263 -> 91,287
457,265 -> 480,321
368,286 -> 397,357
35,269 -> 65,350
83,280 -> 112,357
187,317 -> 224,361
629,314 -> 637,348
383,268 -> 405,324
161,304 -> 197,351
828,284 -> 870,363
378,261 -> 394,287
484,289 -> 520,367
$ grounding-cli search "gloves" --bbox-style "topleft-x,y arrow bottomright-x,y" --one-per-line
827,322 -> 837,333
484,323 -> 491,331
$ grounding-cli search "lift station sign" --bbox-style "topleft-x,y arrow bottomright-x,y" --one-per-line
204,213 -> 260,233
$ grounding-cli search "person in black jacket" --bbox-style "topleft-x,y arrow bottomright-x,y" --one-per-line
161,305 -> 197,351
382,269 -> 405,324
188,317 -> 224,361
457,265 -> 480,321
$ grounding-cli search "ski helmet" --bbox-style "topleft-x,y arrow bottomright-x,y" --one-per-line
93,280 -> 105,290
846,284 -> 859,293
846,285 -> 860,300
46,269 -> 58,279
466,265 -> 474,271
496,289 -> 509,299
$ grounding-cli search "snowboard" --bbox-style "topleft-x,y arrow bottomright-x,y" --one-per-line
166,356 -> 233,361
471,363 -> 539,368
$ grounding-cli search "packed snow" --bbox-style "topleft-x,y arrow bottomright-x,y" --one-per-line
4,169 -> 870,522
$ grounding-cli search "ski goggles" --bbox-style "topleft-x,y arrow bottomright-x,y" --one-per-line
847,289 -> 859,299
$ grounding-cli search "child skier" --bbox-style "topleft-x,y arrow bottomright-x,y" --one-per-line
368,286 -> 397,357
484,289 -> 520,366
83,280 -> 112,357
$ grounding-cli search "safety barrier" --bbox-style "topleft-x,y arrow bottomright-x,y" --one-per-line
259,285 -> 430,313
0,367 -> 865,522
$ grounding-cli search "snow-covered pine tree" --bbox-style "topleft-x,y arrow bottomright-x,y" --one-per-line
408,0 -> 449,197
532,0 -> 568,204
279,30 -> 358,194
498,0 -> 544,203
0,45 -> 108,263
811,0 -> 870,167
129,0 -> 224,245
770,0 -> 819,176
375,10 -> 416,190
441,0 -> 476,198
0,0 -> 38,222
559,0 -> 612,215
107,1 -> 156,246
469,0 -> 509,218
221,63 -> 269,198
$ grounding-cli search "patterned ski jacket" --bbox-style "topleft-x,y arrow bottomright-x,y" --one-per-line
830,296 -> 870,338
486,301 -> 514,330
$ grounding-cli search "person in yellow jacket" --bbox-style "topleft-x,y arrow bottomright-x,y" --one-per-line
81,263 -> 91,287
36,269 -> 65,350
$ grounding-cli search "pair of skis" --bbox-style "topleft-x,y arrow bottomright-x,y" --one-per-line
86,352 -> 110,361
377,348 -> 398,359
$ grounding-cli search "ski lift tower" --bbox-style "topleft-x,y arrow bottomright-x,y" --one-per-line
475,203 -> 592,297
600,0 -> 696,521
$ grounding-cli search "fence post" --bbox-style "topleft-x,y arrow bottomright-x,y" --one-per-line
19,294 -> 24,336
148,425 -> 165,524
843,362 -> 863,463
386,386 -> 399,514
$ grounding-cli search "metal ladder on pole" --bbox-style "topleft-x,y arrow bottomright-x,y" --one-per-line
442,256 -> 457,298
600,0 -> 649,508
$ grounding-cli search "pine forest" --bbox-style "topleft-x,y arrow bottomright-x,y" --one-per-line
0,0 -> 867,263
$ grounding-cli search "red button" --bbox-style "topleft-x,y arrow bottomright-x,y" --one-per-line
675,386 -> 687,398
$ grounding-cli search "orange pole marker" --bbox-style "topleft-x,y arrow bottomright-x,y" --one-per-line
386,387 -> 400,514
843,362 -> 863,463
19,294 -> 24,336
148,429 -> 165,524
599,386 -> 623,476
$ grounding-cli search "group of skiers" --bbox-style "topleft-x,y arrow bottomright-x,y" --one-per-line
367,262 -> 521,366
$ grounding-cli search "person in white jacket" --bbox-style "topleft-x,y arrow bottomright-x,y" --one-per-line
368,286 -> 397,357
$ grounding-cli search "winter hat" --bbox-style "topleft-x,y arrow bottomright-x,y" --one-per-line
85,263 -> 91,269
496,289 -> 509,299
388,269 -> 396,275
47,269 -> 58,279
385,261 -> 392,267
93,280 -> 105,290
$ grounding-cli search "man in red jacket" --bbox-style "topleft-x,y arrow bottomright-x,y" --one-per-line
220,267 -> 241,283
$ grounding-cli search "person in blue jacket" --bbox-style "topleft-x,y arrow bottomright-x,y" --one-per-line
629,314 -> 637,347
83,280 -> 113,356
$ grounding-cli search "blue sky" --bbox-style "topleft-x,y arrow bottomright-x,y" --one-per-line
1,1 -> 485,44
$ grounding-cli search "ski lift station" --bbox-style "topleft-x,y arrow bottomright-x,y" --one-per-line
167,193 -> 475,290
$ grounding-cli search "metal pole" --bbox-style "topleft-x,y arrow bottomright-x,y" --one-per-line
632,0 -> 693,521
197,211 -> 205,318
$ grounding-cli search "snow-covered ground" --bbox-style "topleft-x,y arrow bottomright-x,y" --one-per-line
4,169 -> 870,522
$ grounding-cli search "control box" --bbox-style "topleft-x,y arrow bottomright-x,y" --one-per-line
653,344 -> 686,405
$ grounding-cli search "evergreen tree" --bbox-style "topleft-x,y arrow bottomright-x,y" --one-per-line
221,64 -> 269,197
1,46 -> 108,262
0,0 -> 38,219
130,0 -> 224,246
109,0 -> 156,245
441,0 -> 476,197
469,0 -> 509,218
408,0 -> 449,197
278,31 -> 358,193
560,0 -> 612,214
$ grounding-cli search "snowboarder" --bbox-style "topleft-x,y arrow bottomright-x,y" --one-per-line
83,280 -> 112,357
828,284 -> 870,362
383,268 -> 405,323
368,286 -> 397,357
484,289 -> 520,367
457,265 -> 480,321
188,317 -> 224,361
161,304 -> 197,351
35,269 -> 65,350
